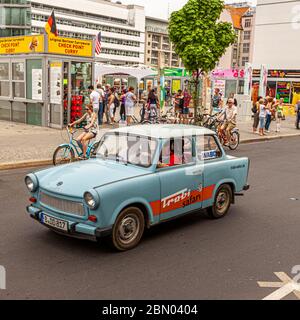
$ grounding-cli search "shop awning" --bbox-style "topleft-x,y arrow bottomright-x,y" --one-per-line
95,64 -> 157,82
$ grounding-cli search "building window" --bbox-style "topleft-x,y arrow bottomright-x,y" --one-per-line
244,19 -> 251,28
0,62 -> 10,97
12,62 -> 25,98
242,57 -> 249,67
243,43 -> 250,54
244,31 -> 251,41
233,48 -> 238,59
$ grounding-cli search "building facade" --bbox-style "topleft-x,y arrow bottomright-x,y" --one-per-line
144,16 -> 182,69
30,0 -> 145,65
252,0 -> 300,104
0,0 -> 31,37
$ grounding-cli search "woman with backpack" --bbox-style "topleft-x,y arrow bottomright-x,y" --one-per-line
252,96 -> 262,134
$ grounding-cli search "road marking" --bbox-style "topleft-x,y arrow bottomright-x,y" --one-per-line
258,272 -> 300,300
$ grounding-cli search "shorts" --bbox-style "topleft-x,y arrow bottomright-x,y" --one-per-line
221,122 -> 235,132
182,107 -> 189,115
126,104 -> 134,117
109,103 -> 115,118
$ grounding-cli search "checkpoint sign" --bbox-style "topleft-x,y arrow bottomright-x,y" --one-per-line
48,36 -> 93,57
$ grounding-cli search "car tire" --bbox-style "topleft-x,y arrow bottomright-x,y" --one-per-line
207,184 -> 232,219
111,207 -> 145,251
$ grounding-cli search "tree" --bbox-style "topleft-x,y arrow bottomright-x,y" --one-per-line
169,0 -> 236,118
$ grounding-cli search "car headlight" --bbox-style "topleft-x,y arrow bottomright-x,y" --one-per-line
25,174 -> 38,192
84,190 -> 100,210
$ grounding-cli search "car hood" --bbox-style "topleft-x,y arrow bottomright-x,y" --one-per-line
35,159 -> 148,198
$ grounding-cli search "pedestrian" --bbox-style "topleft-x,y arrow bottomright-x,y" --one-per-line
183,88 -> 191,124
120,89 -> 127,122
259,98 -> 267,136
125,86 -> 137,126
104,84 -> 111,124
88,85 -> 100,115
107,88 -> 116,124
252,96 -> 262,134
174,90 -> 184,122
212,88 -> 221,114
265,97 -> 273,133
275,98 -> 284,132
113,90 -> 120,119
147,89 -> 159,120
295,100 -> 300,129
96,83 -> 105,125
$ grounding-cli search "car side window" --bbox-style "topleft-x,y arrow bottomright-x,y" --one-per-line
157,137 -> 195,169
196,135 -> 222,161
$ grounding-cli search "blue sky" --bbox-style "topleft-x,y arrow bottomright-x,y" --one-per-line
120,0 -> 257,19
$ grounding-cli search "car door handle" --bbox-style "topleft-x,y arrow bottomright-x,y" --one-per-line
185,168 -> 203,176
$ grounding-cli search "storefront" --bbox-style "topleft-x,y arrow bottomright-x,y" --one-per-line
0,34 -> 94,128
252,69 -> 300,105
211,69 -> 245,98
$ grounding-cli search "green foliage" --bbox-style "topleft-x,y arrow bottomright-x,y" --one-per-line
169,0 -> 236,73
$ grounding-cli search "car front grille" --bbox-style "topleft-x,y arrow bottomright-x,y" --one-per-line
40,191 -> 85,217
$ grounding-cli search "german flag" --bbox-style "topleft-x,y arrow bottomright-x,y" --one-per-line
45,10 -> 58,36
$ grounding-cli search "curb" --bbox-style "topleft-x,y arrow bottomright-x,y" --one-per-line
0,159 -> 52,171
240,133 -> 300,144
1,133 -> 300,171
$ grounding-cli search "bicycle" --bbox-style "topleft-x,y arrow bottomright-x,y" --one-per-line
142,106 -> 161,125
53,127 -> 100,166
216,120 -> 240,151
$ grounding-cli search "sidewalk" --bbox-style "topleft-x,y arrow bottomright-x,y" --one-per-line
1,118 -> 299,169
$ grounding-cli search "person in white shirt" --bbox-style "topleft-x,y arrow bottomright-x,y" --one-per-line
219,98 -> 238,145
125,86 -> 137,126
88,85 -> 100,115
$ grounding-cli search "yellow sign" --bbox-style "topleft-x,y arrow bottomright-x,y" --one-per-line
48,36 -> 93,57
0,35 -> 44,55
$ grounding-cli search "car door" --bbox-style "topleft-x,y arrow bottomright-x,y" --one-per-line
156,136 -> 204,222
196,134 -> 224,208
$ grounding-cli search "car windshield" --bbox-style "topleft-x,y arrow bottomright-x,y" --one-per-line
97,133 -> 157,168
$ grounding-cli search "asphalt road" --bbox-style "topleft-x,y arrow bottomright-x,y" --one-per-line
1,137 -> 300,300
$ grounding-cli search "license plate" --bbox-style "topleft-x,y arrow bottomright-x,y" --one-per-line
42,213 -> 68,232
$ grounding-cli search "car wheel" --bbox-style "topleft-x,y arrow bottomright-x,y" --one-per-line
207,184 -> 232,219
111,207 -> 145,251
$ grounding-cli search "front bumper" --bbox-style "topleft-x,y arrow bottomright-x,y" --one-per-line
26,205 -> 112,242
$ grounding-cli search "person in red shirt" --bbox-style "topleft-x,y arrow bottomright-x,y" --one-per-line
157,140 -> 182,168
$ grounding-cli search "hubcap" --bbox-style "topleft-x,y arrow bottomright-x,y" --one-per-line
118,214 -> 140,245
216,191 -> 229,215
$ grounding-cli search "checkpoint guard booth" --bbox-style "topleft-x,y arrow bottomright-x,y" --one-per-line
0,34 -> 94,128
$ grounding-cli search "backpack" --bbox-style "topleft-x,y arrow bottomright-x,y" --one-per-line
114,93 -> 120,108
252,104 -> 257,114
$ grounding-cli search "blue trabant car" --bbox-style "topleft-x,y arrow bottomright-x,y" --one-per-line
25,125 -> 250,251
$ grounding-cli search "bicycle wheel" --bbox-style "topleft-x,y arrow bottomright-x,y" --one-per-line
89,141 -> 100,158
229,132 -> 240,150
53,145 -> 75,166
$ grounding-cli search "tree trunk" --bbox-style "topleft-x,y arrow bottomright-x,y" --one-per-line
193,69 -> 200,119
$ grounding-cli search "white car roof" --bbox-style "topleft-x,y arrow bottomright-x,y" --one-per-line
110,124 -> 216,139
